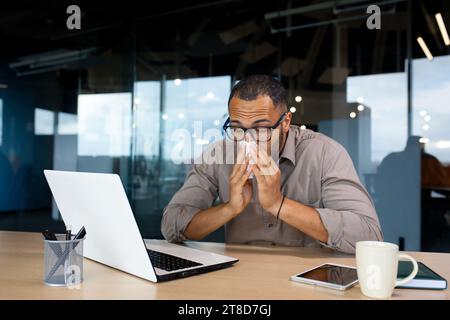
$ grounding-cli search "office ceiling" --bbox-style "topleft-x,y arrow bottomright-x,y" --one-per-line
0,0 -> 449,89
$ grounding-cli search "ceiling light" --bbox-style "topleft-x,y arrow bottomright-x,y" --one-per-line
162,114 -> 168,120
290,107 -> 297,113
174,79 -> 182,86
357,105 -> 364,111
295,96 -> 302,102
357,97 -> 364,103
9,48 -> 96,77
422,124 -> 429,131
350,112 -> 356,118
417,37 -> 433,61
419,110 -> 427,117
300,125 -> 306,130
435,13 -> 450,46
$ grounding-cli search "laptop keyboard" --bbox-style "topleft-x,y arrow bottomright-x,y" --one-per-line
147,249 -> 203,272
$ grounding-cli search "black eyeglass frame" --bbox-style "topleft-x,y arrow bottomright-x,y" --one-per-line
222,112 -> 288,142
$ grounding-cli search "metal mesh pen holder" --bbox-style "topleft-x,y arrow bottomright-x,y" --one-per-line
43,235 -> 85,287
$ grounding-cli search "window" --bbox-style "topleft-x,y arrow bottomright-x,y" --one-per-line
413,55 -> 450,164
163,76 -> 230,163
347,72 -> 407,164
57,112 -> 78,135
34,108 -> 55,135
77,93 -> 132,157
134,81 -> 161,157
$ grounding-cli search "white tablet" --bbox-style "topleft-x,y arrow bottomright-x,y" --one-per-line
290,263 -> 359,291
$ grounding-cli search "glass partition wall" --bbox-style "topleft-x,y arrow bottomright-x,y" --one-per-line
1,0 -> 449,250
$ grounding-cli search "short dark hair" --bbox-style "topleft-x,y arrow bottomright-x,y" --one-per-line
228,75 -> 288,111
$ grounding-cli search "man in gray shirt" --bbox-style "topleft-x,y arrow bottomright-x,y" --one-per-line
161,75 -> 382,254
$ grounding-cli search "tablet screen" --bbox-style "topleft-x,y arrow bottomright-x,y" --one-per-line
296,264 -> 358,286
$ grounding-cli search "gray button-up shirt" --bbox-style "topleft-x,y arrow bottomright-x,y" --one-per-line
161,125 -> 383,254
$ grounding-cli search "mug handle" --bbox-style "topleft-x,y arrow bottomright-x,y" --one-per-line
395,254 -> 419,287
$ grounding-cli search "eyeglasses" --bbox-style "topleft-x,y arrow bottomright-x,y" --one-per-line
222,112 -> 287,142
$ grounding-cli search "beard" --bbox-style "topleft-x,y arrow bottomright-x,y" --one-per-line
267,128 -> 286,163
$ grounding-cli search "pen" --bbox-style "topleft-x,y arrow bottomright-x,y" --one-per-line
46,226 -> 86,282
42,230 -> 64,259
65,225 -> 72,240
42,230 -> 58,241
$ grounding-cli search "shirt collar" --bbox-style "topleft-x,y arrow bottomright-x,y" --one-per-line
279,127 -> 296,166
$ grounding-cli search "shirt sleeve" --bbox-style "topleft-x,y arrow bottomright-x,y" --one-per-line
315,141 -> 383,254
161,162 -> 219,242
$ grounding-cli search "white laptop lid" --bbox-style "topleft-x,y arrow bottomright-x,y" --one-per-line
44,170 -> 157,282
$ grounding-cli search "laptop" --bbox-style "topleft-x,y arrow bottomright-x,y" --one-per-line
43,170 -> 238,282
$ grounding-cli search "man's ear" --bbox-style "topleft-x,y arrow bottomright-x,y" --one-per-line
283,111 -> 292,133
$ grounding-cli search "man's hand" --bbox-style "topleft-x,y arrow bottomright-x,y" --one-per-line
250,147 -> 283,215
225,145 -> 253,216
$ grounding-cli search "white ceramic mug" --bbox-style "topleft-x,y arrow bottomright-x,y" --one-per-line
356,241 -> 418,299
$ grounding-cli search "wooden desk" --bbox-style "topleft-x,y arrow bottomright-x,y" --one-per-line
0,231 -> 449,300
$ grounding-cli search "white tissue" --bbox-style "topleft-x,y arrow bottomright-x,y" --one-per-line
239,141 -> 257,179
